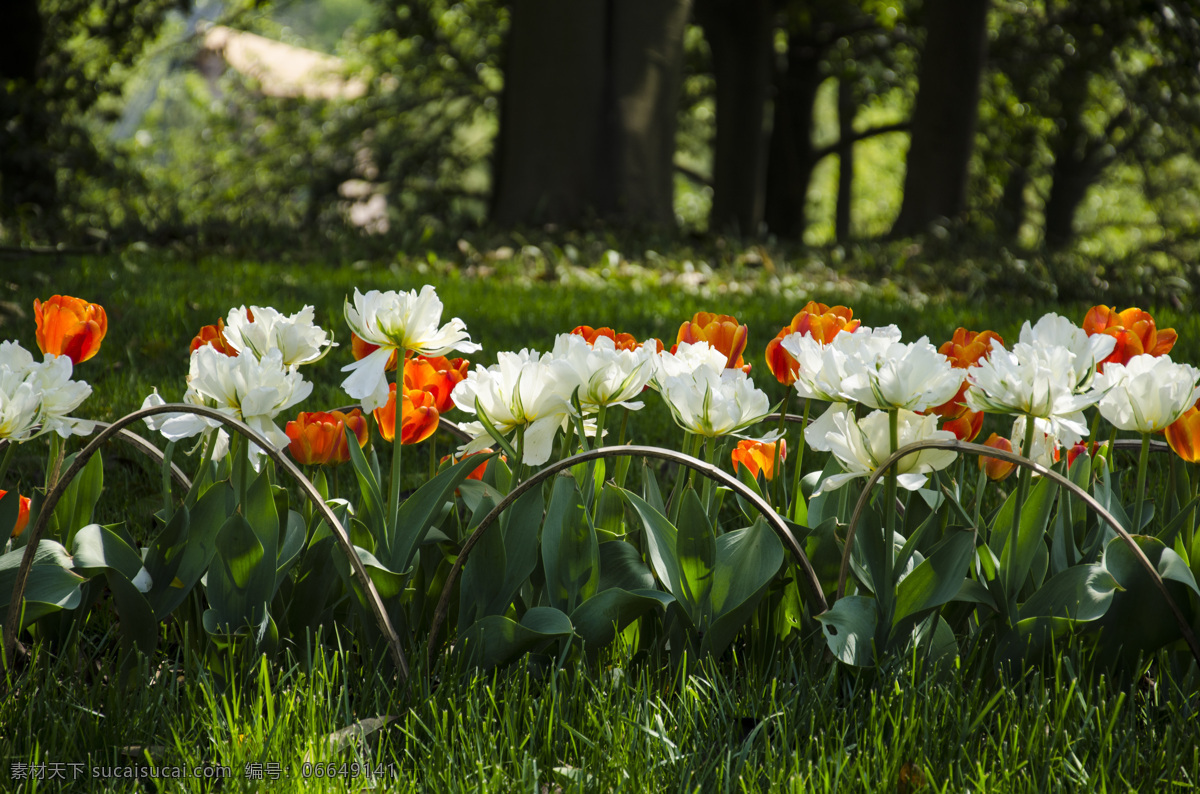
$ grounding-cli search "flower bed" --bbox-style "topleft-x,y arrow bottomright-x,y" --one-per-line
3,289 -> 1199,688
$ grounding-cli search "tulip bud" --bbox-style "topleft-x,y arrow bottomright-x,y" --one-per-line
978,433 -> 1016,482
34,295 -> 107,365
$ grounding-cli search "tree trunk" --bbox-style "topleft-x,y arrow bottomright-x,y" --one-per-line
490,0 -> 690,228
835,77 -> 856,243
890,0 -> 990,236
763,36 -> 824,240
696,0 -> 773,236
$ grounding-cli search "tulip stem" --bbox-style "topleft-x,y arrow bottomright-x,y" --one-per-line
0,442 -> 15,491
1133,432 -> 1150,533
882,408 -> 899,609
1009,416 -> 1037,610
792,398 -> 810,524
388,383 -> 403,542
773,397 -> 788,507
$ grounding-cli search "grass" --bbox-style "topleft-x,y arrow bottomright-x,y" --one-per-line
3,245 -> 1200,791
3,637 -> 1198,792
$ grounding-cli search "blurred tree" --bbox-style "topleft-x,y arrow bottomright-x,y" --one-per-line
490,0 -> 692,227
693,0 -> 773,235
0,0 -> 187,227
890,0 -> 990,236
762,0 -> 911,241
989,0 -> 1200,250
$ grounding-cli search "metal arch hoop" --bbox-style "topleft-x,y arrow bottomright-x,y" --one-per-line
426,443 -> 830,669
834,437 -> 1200,666
1,404 -> 409,683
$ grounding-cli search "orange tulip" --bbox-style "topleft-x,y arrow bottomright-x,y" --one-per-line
675,312 -> 750,372
731,439 -> 786,481
978,433 -> 1016,482
571,325 -> 643,353
374,384 -> 440,445
1082,305 -> 1176,369
351,331 -> 399,372
1166,406 -> 1200,463
190,318 -> 239,357
930,328 -> 1004,417
939,327 -> 1004,369
765,302 -> 859,385
286,409 -> 368,466
34,295 -> 107,365
942,409 -> 984,443
0,489 -> 31,538
404,356 -> 469,414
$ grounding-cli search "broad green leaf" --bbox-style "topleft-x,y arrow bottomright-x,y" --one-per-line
276,510 -> 307,582
344,422 -> 386,535
388,452 -> 497,573
351,546 -> 407,600
641,461 -> 666,518
991,475 -> 1056,601
459,606 -> 574,669
817,596 -> 877,667
542,475 -> 599,614
954,578 -> 998,612
892,529 -> 975,628
0,541 -> 85,627
144,484 -> 231,621
204,513 -> 272,634
1096,535 -> 1200,658
52,451 -> 104,547
1018,564 -> 1118,622
594,483 -> 626,541
619,487 -> 684,599
0,489 -> 20,539
676,488 -> 715,622
702,517 -> 785,656
72,524 -> 144,581
598,541 -> 656,592
570,588 -> 673,649
243,465 -> 280,563
105,571 -> 158,658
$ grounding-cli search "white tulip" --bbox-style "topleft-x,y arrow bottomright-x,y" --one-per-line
836,333 -> 962,412
1094,354 -> 1200,433
659,367 -> 770,438
550,332 -> 653,411
24,354 -> 95,438
342,286 -> 480,411
651,341 -> 727,389
223,305 -> 335,367
815,409 -> 957,495
0,342 -> 42,441
965,340 -> 1098,446
451,350 -> 577,466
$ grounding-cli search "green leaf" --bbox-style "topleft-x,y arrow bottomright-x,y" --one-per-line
541,475 -> 600,614
676,488 -> 715,623
570,588 -> 673,649
0,542 -> 85,627
0,489 -> 20,539
892,529 -> 975,629
243,464 -> 280,563
641,461 -> 667,518
388,452 -> 497,573
344,422 -> 386,536
71,524 -> 144,582
459,606 -> 573,669
276,510 -> 307,582
618,487 -> 684,602
1018,564 -> 1118,622
204,513 -> 272,634
143,484 -> 231,621
52,451 -> 104,547
598,541 -> 656,592
105,571 -> 158,659
703,517 -> 785,656
1096,535 -> 1200,659
817,596 -> 877,667
991,475 -> 1056,600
